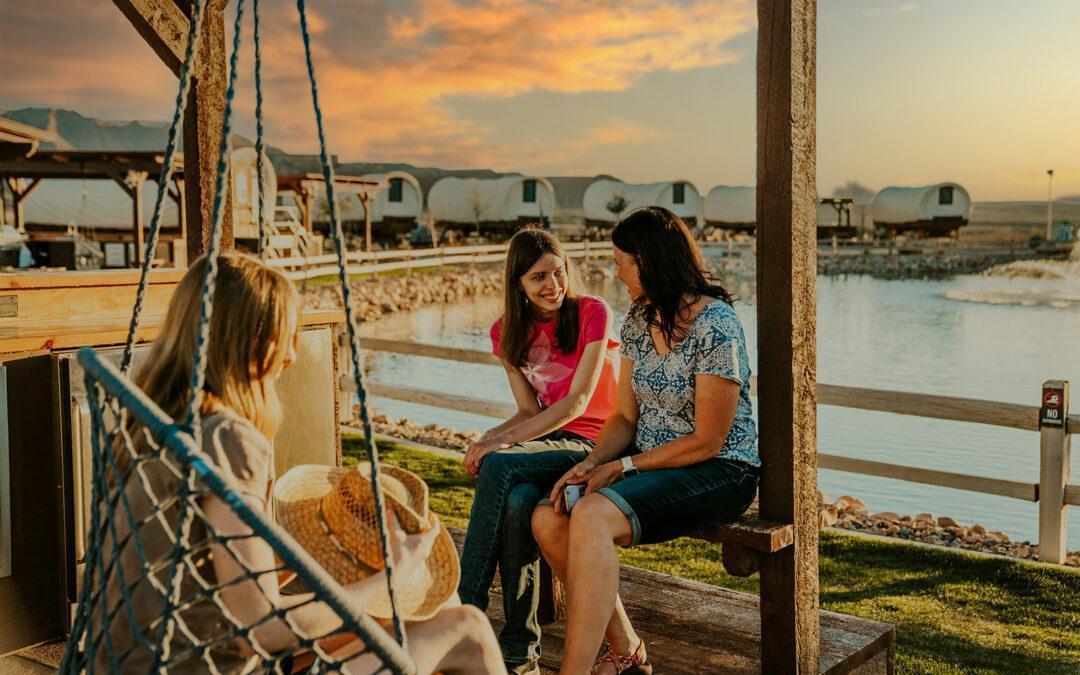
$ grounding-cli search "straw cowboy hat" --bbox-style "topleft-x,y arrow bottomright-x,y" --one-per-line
274,463 -> 459,621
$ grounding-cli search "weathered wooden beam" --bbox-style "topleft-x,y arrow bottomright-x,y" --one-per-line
182,0 -> 234,262
112,0 -> 189,76
756,1 -> 819,672
113,0 -> 233,263
7,177 -> 43,233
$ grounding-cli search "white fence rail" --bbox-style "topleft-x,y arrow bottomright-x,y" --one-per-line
267,241 -> 614,281
344,337 -> 1077,564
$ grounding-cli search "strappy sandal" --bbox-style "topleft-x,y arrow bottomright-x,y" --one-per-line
591,638 -> 653,675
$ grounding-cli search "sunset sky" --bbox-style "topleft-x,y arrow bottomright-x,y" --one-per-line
1,0 -> 1077,200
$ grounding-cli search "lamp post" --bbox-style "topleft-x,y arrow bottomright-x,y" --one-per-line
1046,169 -> 1054,240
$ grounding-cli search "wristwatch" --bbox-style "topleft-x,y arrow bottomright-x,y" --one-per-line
621,455 -> 639,478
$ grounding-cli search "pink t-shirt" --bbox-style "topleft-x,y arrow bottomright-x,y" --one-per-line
490,295 -> 619,441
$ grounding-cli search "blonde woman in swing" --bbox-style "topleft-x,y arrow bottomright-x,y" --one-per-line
96,252 -> 503,674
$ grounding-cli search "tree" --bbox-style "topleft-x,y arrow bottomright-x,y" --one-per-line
606,193 -> 629,221
832,181 -> 875,204
467,184 -> 488,238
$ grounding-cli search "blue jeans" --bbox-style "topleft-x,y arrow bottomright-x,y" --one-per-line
457,432 -> 592,666
598,455 -> 759,546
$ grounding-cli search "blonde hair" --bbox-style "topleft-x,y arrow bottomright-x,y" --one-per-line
135,252 -> 300,438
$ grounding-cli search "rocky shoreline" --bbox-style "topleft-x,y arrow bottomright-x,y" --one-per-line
358,411 -> 1079,567
709,247 -> 1042,281
821,494 -> 1079,567
300,261 -> 613,315
816,250 -> 1035,279
300,267 -> 504,315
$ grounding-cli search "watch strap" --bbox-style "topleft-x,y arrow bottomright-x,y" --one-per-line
621,455 -> 638,477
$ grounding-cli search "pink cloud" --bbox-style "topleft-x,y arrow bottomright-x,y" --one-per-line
1,0 -> 754,168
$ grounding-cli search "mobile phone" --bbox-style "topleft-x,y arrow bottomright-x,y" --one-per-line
564,484 -> 585,512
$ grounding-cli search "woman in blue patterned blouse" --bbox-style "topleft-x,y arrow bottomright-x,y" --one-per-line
531,207 -> 759,674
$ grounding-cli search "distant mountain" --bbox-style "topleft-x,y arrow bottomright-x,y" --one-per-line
0,107 -> 174,151
0,108 -> 518,198
1061,195 -> 1080,204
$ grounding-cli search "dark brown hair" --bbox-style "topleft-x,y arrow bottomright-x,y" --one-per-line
499,227 -> 582,368
612,206 -> 732,346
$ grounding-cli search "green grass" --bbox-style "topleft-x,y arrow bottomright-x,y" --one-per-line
344,435 -> 1080,674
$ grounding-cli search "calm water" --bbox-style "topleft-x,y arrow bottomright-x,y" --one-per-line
358,265 -> 1079,545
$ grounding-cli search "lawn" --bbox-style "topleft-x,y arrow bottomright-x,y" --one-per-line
343,434 -> 1080,674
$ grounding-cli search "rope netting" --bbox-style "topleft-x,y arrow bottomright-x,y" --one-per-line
60,351 -> 412,674
61,0 -> 416,671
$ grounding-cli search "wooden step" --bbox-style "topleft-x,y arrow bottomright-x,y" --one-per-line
485,560 -> 893,674
449,528 -> 894,674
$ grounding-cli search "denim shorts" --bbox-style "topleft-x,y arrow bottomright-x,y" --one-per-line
597,454 -> 759,546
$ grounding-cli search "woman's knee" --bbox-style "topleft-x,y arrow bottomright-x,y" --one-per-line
504,482 -> 543,520
530,504 -> 564,543
455,605 -> 497,646
568,493 -> 626,539
475,450 -> 510,480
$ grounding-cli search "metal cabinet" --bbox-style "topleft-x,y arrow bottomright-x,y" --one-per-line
0,322 -> 340,655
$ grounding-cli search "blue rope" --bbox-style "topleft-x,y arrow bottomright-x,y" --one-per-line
253,0 -> 270,259
164,1 -> 247,664
296,0 -> 408,648
120,0 -> 208,375
185,0 -> 247,437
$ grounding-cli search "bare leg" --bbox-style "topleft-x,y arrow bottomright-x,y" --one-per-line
531,503 -> 642,673
337,605 -> 505,675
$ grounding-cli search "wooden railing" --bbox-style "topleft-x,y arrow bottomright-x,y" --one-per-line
267,241 -> 614,281
343,337 -> 1078,564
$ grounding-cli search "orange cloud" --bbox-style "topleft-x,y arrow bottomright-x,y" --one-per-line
2,0 -> 754,170
247,0 -> 754,167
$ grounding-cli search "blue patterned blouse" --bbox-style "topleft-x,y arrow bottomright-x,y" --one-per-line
620,299 -> 759,466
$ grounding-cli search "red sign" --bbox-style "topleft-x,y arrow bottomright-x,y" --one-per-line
1040,385 -> 1067,429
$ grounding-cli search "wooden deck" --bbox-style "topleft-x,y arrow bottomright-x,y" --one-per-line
449,529 -> 894,674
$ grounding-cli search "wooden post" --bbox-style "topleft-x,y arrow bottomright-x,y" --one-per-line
111,171 -> 148,265
6,177 -> 42,234
301,188 -> 314,234
756,1 -> 819,672
363,193 -> 373,254
183,0 -> 233,261
1038,380 -> 1070,564
113,0 -> 234,263
132,171 -> 146,265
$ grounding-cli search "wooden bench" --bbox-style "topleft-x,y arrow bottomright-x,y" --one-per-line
534,502 -> 794,625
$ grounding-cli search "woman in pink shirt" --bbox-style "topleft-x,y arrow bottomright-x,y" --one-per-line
459,228 -> 618,675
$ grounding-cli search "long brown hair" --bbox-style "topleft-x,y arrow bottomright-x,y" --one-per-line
133,252 -> 300,439
612,206 -> 732,346
499,227 -> 582,368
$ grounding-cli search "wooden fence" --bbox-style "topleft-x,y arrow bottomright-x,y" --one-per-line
342,337 -> 1078,564
266,241 -> 614,281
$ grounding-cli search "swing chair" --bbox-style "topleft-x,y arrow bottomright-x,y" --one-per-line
60,0 -> 415,672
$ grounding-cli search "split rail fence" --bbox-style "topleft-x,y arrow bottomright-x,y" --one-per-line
266,241 -> 614,281
342,337 -> 1077,564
